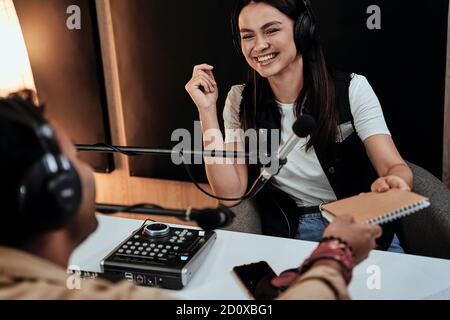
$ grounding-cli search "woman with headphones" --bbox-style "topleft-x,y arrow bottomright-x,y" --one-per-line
185,0 -> 413,252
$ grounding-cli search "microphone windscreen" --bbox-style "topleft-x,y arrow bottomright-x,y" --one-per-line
292,114 -> 316,138
192,206 -> 235,230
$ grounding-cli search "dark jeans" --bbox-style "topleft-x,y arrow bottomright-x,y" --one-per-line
293,212 -> 404,253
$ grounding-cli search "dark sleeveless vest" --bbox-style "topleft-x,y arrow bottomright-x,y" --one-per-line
239,71 -> 397,250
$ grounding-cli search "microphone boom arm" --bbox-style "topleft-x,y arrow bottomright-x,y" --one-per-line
76,144 -> 249,159
96,203 -> 197,221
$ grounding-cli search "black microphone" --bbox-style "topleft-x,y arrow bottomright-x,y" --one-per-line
96,204 -> 235,231
189,206 -> 235,230
243,114 -> 317,200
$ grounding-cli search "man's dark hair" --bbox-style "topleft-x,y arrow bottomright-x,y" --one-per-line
0,90 -> 47,247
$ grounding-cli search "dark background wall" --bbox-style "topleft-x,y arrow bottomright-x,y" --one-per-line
315,0 -> 448,179
14,0 -> 113,172
110,0 -> 448,182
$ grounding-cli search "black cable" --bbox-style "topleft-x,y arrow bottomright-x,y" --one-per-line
180,152 -> 269,202
130,219 -> 156,235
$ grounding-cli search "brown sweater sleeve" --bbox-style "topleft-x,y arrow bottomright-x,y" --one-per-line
277,265 -> 351,300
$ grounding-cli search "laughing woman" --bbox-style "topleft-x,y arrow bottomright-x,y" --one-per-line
185,0 -> 413,252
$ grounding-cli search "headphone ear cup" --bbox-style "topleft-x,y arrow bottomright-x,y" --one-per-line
18,157 -> 55,230
48,166 -> 82,222
294,12 -> 312,54
18,155 -> 82,232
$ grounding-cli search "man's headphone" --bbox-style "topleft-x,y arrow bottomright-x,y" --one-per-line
231,0 -> 319,55
0,97 -> 82,232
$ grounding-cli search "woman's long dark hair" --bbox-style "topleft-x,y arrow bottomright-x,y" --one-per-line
232,0 -> 338,151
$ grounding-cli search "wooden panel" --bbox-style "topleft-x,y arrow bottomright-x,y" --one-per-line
94,0 -> 217,223
14,0 -> 113,172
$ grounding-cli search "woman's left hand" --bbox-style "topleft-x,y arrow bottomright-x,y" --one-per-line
371,175 -> 411,193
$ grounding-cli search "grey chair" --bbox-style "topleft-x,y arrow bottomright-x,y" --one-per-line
225,162 -> 450,260
397,163 -> 450,259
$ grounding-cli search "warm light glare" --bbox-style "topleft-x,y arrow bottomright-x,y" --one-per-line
0,0 -> 36,97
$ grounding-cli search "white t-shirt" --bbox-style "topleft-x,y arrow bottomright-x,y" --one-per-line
222,74 -> 391,206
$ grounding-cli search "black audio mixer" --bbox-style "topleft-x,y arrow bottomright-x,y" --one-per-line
100,222 -> 217,290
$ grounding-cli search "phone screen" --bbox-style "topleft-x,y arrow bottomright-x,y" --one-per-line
233,261 -> 279,300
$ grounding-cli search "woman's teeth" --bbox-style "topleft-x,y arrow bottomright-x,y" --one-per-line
257,53 -> 277,63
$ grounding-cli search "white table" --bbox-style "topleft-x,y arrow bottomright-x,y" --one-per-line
70,216 -> 450,300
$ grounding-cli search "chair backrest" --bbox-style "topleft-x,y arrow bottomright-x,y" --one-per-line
397,163 -> 450,260
224,199 -> 262,235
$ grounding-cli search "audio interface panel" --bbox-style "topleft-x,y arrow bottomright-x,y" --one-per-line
101,222 -> 217,290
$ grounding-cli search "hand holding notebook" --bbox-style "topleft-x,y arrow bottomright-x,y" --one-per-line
320,189 -> 430,224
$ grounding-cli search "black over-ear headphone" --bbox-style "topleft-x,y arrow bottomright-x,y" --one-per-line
231,0 -> 319,55
294,0 -> 318,54
0,98 -> 82,232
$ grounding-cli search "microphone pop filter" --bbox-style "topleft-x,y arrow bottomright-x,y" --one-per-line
191,206 -> 236,230
292,114 -> 317,138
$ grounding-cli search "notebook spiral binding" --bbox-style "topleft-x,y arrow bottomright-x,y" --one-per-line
366,200 -> 431,225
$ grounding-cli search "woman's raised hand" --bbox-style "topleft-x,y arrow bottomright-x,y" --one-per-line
185,64 -> 219,114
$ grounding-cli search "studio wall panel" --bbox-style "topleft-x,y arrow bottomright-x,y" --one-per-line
14,0 -> 113,172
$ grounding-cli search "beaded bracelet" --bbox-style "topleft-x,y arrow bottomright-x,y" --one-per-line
321,236 -> 353,253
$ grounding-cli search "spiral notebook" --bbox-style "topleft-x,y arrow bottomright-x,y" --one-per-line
320,189 -> 430,224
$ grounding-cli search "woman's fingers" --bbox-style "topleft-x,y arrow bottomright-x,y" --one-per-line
195,74 -> 215,93
205,69 -> 216,83
194,69 -> 217,87
191,78 -> 211,94
192,74 -> 215,93
193,64 -> 216,86
385,176 -> 411,191
371,178 -> 390,193
193,64 -> 214,77
371,176 -> 411,193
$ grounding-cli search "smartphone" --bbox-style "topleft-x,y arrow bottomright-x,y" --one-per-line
233,261 -> 279,300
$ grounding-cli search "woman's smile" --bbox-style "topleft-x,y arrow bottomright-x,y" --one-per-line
254,52 -> 279,66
